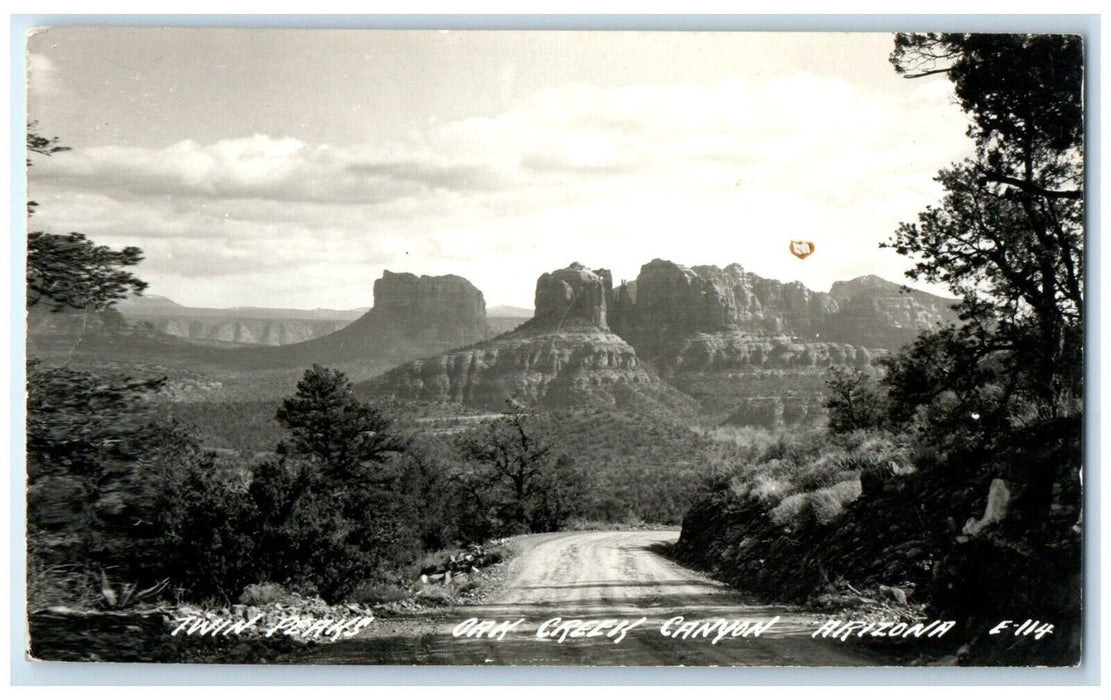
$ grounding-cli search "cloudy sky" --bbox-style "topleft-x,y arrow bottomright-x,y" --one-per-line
27,29 -> 974,309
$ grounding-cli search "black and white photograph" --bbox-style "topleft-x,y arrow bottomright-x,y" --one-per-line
21,26 -> 1086,668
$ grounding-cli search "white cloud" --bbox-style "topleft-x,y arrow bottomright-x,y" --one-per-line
27,52 -> 58,98
28,72 -> 974,308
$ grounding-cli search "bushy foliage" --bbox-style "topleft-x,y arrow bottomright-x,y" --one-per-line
156,450 -> 259,602
275,364 -> 406,474
26,130 -> 179,608
885,34 -> 1083,440
27,232 -> 148,312
823,366 -> 886,433
27,360 -> 186,601
24,131 -> 469,609
533,408 -> 731,524
233,366 -> 420,601
714,429 -> 902,528
453,407 -> 593,538
168,399 -> 284,453
26,127 -> 147,313
176,397 -> 728,531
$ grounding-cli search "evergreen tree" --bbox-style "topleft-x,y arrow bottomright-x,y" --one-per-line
275,364 -> 405,478
885,34 -> 1084,431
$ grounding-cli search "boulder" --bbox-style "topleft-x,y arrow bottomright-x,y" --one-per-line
962,478 -> 1012,537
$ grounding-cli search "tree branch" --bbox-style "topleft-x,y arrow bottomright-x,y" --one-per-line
981,172 -> 1083,199
901,67 -> 952,79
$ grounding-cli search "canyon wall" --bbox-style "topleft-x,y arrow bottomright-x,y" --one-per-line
610,259 -> 956,359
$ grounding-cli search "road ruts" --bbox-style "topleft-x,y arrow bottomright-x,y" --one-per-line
298,530 -> 889,666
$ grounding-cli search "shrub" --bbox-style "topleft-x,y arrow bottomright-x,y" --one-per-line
824,366 -> 886,433
750,474 -> 790,504
769,493 -> 810,527
808,479 -> 863,524
238,582 -> 289,606
158,452 -> 258,603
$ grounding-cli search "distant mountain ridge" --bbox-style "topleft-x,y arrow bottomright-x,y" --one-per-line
115,295 -> 369,346
31,259 -> 959,426
487,305 -> 533,318
28,271 -> 491,384
117,296 -> 533,346
118,294 -> 369,320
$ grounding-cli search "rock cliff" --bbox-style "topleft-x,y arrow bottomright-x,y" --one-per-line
125,316 -> 351,345
372,271 -> 488,344
663,333 -> 882,428
533,263 -> 613,330
605,260 -> 954,428
115,275 -> 505,349
40,257 -> 959,429
610,259 -> 955,357
671,332 -> 876,372
365,261 -> 955,425
824,274 -> 959,349
221,271 -> 488,369
113,295 -> 368,346
367,264 -> 695,414
610,260 -> 840,359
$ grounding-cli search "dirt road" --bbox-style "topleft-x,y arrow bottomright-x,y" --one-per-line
299,530 -> 889,666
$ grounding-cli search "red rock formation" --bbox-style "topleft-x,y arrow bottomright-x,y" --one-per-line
366,263 -> 694,414
373,271 -> 488,342
533,263 -> 612,330
610,259 -> 956,360
214,271 -> 489,368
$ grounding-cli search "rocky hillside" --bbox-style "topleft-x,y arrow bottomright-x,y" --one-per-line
367,264 -> 696,415
664,334 -> 882,427
117,293 -> 537,348
610,259 -> 956,357
602,260 -> 956,428
357,260 -> 955,427
825,274 -> 960,349
610,260 -> 835,360
30,259 -> 956,426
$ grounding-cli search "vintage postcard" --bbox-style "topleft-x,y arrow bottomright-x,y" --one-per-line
22,27 -> 1085,668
